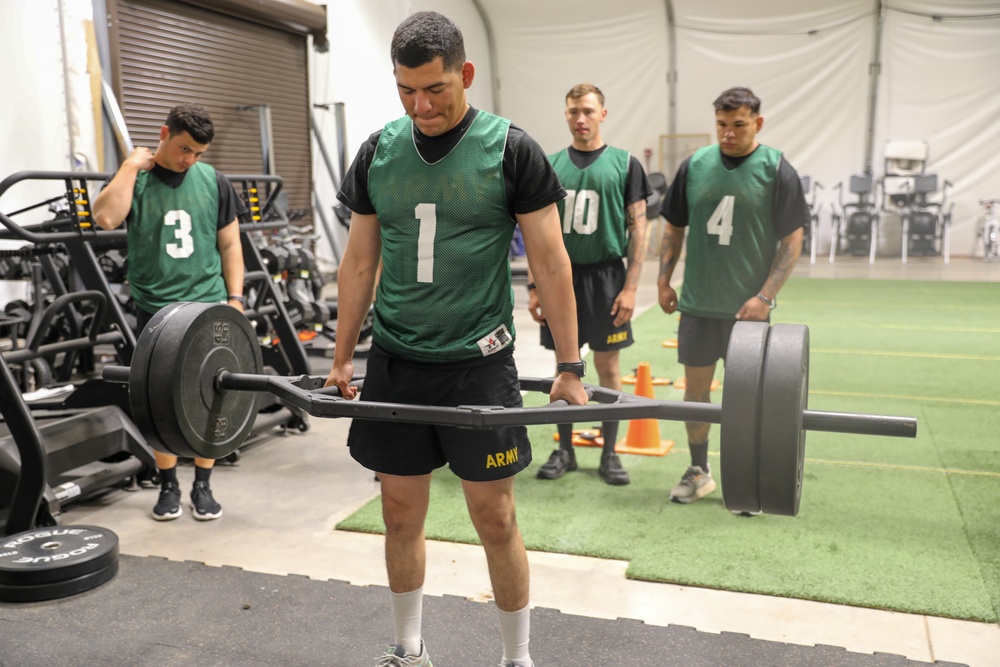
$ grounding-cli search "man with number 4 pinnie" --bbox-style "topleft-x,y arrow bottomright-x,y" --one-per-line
93,104 -> 246,523
657,87 -> 809,509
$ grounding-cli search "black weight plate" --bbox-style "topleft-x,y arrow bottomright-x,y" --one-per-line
0,525 -> 118,595
0,559 -> 119,603
129,303 -> 187,457
147,303 -> 263,459
719,321 -> 770,515
758,323 -> 809,516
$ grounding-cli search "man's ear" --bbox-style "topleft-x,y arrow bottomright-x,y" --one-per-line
159,125 -> 170,141
461,61 -> 475,89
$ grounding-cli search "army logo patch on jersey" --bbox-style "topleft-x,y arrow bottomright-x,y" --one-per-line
476,323 -> 512,357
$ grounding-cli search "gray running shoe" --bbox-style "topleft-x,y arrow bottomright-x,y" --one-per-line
536,448 -> 577,480
669,465 -> 716,503
375,641 -> 432,666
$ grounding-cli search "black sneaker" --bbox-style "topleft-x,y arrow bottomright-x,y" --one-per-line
536,448 -> 577,480
152,482 -> 182,521
598,453 -> 630,485
190,481 -> 223,520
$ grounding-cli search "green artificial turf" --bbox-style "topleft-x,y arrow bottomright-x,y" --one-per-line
337,278 -> 1000,623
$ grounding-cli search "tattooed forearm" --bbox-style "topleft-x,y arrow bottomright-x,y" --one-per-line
658,224 -> 683,281
624,203 -> 648,288
761,230 -> 803,297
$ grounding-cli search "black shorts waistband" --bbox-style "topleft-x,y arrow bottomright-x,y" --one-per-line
369,342 -> 514,370
571,258 -> 625,273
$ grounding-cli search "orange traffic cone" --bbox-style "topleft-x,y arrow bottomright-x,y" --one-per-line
615,362 -> 675,456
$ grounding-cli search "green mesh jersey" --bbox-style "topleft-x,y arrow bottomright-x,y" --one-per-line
679,144 -> 782,318
549,146 -> 629,264
368,111 -> 517,362
126,161 -> 227,313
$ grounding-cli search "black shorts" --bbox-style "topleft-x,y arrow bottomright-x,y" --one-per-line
540,259 -> 633,352
347,344 -> 531,481
134,307 -> 158,334
677,314 -> 740,367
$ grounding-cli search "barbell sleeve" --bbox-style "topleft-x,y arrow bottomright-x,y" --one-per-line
801,410 -> 917,438
102,365 -> 129,384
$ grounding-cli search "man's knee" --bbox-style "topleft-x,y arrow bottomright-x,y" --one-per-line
683,364 -> 717,402
380,475 -> 430,535
593,350 -> 621,388
467,499 -> 518,546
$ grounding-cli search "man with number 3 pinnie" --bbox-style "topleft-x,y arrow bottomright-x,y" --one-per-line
93,104 -> 246,523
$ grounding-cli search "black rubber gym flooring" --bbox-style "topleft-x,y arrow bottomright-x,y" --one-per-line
0,555 -> 967,667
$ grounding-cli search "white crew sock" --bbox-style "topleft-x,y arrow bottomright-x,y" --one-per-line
390,586 -> 423,656
498,603 -> 531,664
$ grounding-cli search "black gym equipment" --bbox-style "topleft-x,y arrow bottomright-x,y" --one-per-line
0,346 -> 122,601
0,169 -> 335,601
248,223 -> 373,363
879,141 -> 954,264
0,290 -> 154,531
887,174 -> 954,263
0,525 -> 119,602
103,302 -> 917,518
799,176 -> 822,265
0,173 -> 159,534
646,171 -> 668,220
829,175 -> 880,264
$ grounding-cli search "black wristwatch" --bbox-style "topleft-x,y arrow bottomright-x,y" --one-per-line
556,360 -> 586,378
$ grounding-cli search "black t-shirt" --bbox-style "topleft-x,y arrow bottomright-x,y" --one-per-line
563,145 -> 652,207
664,147 -> 808,240
337,106 -> 566,218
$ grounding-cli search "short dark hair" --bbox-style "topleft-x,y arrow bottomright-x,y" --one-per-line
566,83 -> 605,107
390,11 -> 466,71
164,104 -> 215,144
713,87 -> 761,115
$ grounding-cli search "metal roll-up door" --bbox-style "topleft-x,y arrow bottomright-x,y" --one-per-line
109,0 -> 314,226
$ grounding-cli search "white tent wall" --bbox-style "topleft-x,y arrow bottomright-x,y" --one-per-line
314,0 -> 999,262
479,0 -> 669,166
0,0 -> 95,303
873,2 -> 1000,258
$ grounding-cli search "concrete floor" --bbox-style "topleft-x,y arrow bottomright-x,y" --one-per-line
62,253 -> 1000,666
